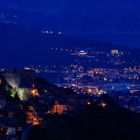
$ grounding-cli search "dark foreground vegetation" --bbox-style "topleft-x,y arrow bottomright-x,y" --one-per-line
27,95 -> 140,140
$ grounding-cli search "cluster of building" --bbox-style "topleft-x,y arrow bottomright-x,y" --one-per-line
32,63 -> 140,113
1,68 -> 39,101
0,68 -> 41,139
11,48 -> 139,115
48,47 -> 133,66
0,67 -> 100,139
0,47 -> 139,139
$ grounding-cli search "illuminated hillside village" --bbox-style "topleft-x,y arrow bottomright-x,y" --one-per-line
1,49 -> 140,140
0,68 -> 100,139
0,64 -> 139,139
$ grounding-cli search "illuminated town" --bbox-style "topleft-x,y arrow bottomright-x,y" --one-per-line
0,35 -> 139,140
30,48 -> 140,113
0,46 -> 139,138
1,0 -> 140,140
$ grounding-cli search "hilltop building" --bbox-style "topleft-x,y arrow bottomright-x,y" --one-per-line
1,68 -> 38,100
